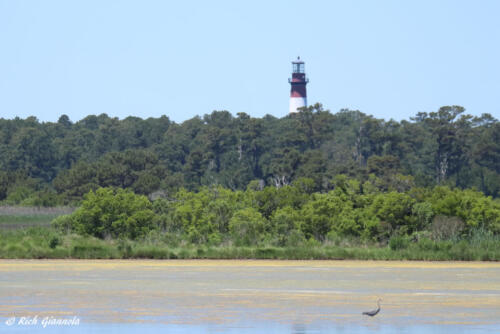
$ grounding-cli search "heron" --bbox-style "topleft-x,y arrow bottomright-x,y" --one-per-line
362,298 -> 382,317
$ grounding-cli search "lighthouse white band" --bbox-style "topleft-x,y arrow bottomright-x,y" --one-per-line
289,97 -> 307,113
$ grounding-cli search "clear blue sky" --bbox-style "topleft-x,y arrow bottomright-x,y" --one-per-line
1,1 -> 499,123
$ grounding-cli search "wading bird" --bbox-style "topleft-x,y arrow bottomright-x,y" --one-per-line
362,298 -> 382,317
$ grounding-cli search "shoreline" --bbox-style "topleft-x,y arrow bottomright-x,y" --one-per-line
1,258 -> 499,266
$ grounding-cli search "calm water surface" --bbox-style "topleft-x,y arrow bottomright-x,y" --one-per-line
0,260 -> 499,333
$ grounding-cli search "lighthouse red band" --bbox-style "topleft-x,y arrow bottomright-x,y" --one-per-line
289,57 -> 308,113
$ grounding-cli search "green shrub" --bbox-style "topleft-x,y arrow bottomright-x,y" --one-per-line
49,236 -> 60,249
389,235 -> 410,250
286,229 -> 306,247
412,202 -> 434,229
52,214 -> 74,232
229,208 -> 266,246
69,187 -> 156,239
370,192 -> 416,233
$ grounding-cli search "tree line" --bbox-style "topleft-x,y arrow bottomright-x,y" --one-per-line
1,104 -> 499,205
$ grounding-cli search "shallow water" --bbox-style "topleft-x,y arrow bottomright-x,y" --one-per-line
0,260 -> 499,333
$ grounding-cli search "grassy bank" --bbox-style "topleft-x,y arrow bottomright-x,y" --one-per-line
1,227 -> 499,261
0,206 -> 74,230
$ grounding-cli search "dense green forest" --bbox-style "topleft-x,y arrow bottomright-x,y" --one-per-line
1,104 -> 500,260
1,104 -> 499,206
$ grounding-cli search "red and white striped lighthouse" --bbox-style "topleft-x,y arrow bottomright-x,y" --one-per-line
288,57 -> 308,113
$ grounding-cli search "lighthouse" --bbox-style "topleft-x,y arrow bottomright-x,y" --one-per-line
288,57 -> 308,113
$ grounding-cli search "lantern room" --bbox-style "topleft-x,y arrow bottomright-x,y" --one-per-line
292,57 -> 305,73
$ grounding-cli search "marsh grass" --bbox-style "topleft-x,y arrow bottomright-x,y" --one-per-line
0,214 -> 59,228
0,227 -> 498,260
0,206 -> 74,215
0,206 -> 74,230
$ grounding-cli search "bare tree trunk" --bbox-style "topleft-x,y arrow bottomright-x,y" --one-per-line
237,139 -> 243,162
272,175 -> 289,188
